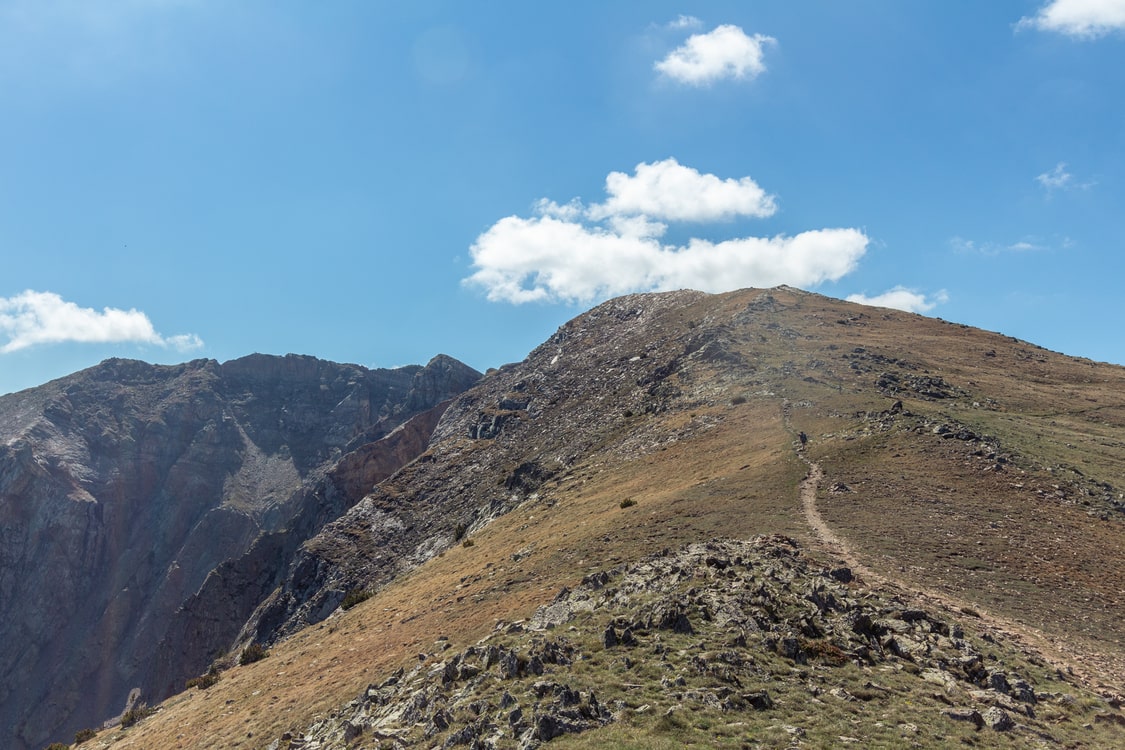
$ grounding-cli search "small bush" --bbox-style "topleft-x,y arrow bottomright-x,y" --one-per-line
462,539 -> 475,548
623,409 -> 634,418
75,727 -> 97,743
120,705 -> 154,728
453,522 -> 467,541
731,394 -> 747,405
801,638 -> 848,666
239,642 -> 269,666
340,588 -> 373,611
46,744 -> 70,750
186,664 -> 221,690
619,498 -> 637,509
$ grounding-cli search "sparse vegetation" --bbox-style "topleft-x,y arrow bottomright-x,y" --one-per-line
461,539 -> 475,548
239,642 -> 269,666
340,588 -> 373,611
185,664 -> 222,690
75,287 -> 1125,749
730,394 -> 747,405
120,704 -> 154,728
75,727 -> 97,743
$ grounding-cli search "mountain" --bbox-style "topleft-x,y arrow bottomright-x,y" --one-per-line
0,353 -> 481,750
8,286 -> 1125,749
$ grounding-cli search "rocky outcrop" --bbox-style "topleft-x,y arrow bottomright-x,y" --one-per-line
246,291 -> 722,641
0,353 -> 480,750
271,537 -> 1104,748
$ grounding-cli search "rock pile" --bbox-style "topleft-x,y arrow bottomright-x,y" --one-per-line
269,537 -> 1120,748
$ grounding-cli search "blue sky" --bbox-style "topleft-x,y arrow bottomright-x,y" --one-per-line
2,1 -> 1123,395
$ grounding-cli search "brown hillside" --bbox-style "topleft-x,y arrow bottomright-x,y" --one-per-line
77,287 -> 1125,749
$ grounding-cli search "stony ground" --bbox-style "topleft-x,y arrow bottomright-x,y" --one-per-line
265,538 -> 1124,749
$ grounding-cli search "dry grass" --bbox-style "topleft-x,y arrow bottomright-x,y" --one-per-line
81,287 -> 1125,747
86,399 -> 804,749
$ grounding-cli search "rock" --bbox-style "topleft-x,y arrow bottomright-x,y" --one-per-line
1011,679 -> 1037,704
983,706 -> 1014,731
989,670 -> 1011,695
743,691 -> 774,710
921,668 -> 959,691
943,708 -> 984,729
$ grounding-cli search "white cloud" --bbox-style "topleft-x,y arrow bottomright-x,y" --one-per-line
667,15 -> 702,30
1018,0 -> 1125,37
1036,162 -> 1094,192
1037,162 -> 1073,190
951,236 -> 1049,255
655,24 -> 776,85
464,161 -> 869,305
589,158 -> 777,222
846,287 -> 949,314
0,290 -> 203,353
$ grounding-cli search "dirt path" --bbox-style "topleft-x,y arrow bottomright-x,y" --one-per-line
783,401 -> 1123,699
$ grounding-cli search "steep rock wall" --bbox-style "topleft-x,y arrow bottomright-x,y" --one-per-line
0,353 -> 479,750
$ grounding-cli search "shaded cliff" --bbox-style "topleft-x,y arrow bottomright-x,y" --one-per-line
0,352 -> 480,750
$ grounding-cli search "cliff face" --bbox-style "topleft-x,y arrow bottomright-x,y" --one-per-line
0,353 -> 480,750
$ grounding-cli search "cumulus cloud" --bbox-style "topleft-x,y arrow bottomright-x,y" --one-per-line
1018,0 -> 1125,37
655,24 -> 776,85
0,290 -> 203,353
464,160 -> 869,304
846,287 -> 949,314
589,158 -> 777,222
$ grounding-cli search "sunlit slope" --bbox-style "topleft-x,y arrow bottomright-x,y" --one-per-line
83,287 -> 1125,748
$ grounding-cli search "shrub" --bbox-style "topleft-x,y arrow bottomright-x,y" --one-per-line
46,744 -> 70,750
453,522 -> 467,541
731,394 -> 747,405
239,642 -> 269,666
120,705 -> 154,728
186,664 -> 221,690
340,588 -> 373,611
462,539 -> 475,548
619,498 -> 637,509
75,727 -> 97,743
800,638 -> 848,666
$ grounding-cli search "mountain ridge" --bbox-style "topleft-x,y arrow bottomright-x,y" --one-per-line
0,352 -> 481,750
7,287 -> 1125,749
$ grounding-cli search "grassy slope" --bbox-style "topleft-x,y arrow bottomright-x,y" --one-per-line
77,287 -> 1125,748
